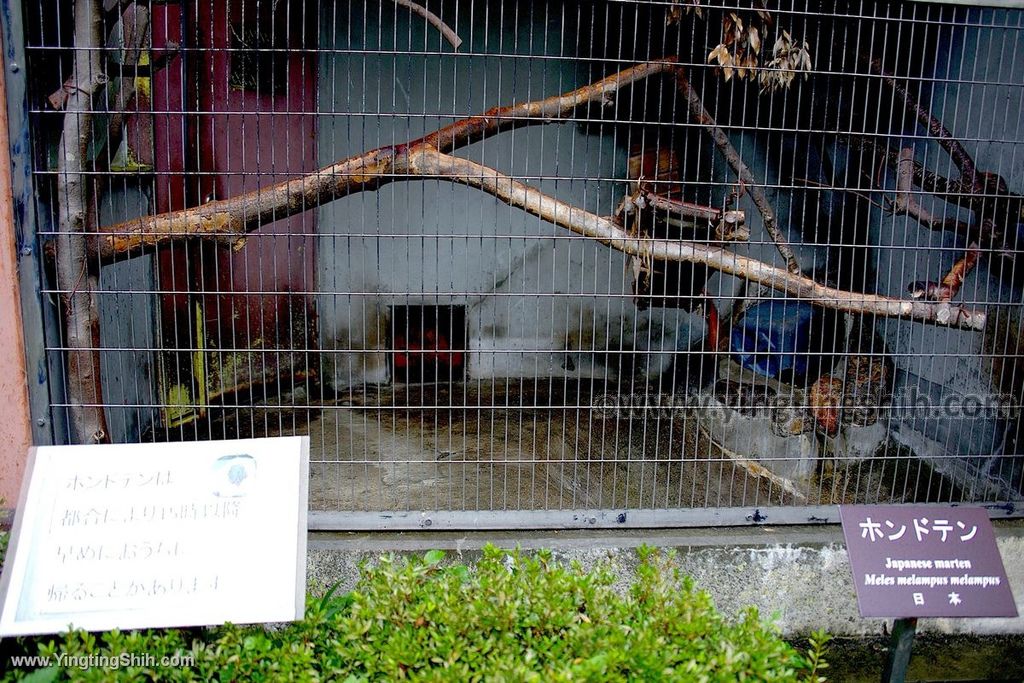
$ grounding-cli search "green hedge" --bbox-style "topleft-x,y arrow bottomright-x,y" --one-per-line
1,545 -> 829,682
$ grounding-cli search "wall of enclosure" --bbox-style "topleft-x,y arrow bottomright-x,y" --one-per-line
6,0 -> 1022,529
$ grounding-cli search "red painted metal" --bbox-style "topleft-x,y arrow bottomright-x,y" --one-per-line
195,0 -> 318,352
151,0 -> 319,418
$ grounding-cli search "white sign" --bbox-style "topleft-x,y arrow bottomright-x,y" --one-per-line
0,437 -> 309,636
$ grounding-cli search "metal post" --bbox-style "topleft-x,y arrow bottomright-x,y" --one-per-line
881,617 -> 917,683
0,0 -> 57,446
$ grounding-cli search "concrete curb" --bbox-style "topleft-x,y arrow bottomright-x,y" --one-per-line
307,522 -> 1024,637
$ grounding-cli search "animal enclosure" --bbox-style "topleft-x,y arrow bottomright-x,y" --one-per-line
7,0 -> 1023,529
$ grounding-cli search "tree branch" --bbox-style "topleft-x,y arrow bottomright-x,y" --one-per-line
673,70 -> 801,274
385,0 -> 462,50
57,0 -> 109,444
845,136 -> 975,207
909,245 -> 980,303
412,147 -> 984,330
627,189 -> 748,241
83,57 -> 984,332
89,58 -> 680,259
868,58 -> 978,187
890,147 -> 970,233
104,4 -> 153,166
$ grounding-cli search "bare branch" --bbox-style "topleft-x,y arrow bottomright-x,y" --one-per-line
384,0 -> 462,50
673,71 -> 801,274
630,189 -> 748,241
105,4 -> 152,163
891,147 -> 969,232
57,0 -> 109,444
90,59 -> 680,259
412,147 -> 985,330
868,58 -> 978,186
636,190 -> 723,222
82,57 -> 984,333
845,136 -> 975,207
909,246 -> 980,303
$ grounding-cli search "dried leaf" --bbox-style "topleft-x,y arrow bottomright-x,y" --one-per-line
748,26 -> 760,53
672,0 -> 704,19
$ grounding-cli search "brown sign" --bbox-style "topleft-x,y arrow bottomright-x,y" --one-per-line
840,505 -> 1017,618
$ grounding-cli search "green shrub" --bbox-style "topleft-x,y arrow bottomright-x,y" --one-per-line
2,546 -> 828,682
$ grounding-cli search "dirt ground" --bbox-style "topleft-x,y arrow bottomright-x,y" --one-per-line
307,379 -> 797,511
178,378 -> 965,512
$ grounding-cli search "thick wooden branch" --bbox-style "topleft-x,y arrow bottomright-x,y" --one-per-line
419,59 -> 678,152
90,58 -> 679,259
105,4 -> 152,166
57,0 -> 109,444
86,57 -> 985,332
411,147 -> 985,331
673,71 -> 801,274
631,190 -> 748,241
636,190 -> 723,222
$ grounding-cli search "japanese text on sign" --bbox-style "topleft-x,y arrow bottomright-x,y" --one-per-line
839,505 -> 1016,618
0,437 -> 309,636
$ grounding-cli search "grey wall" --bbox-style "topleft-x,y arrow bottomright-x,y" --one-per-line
311,3 -> 1022,501
315,3 -> 699,387
96,187 -> 158,443
873,10 -> 1024,495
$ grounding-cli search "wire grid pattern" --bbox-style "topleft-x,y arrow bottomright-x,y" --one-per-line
19,0 -> 1024,527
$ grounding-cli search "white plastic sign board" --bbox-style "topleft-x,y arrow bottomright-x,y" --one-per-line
0,436 -> 309,636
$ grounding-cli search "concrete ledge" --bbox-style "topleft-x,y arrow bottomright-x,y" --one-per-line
307,522 -> 1024,638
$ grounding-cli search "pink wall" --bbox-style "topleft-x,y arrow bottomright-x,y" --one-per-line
0,56 -> 32,507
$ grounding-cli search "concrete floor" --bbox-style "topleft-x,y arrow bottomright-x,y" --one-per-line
306,380 -> 797,512
197,378 -> 965,513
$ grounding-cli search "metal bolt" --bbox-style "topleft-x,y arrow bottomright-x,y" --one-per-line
9,62 -> 19,73
20,246 -> 32,256
36,418 -> 46,427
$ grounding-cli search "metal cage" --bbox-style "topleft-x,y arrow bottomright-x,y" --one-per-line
5,0 -> 1023,530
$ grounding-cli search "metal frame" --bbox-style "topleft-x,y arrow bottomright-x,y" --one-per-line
8,1 -> 1024,531
309,503 -> 1023,532
1,0 -> 55,447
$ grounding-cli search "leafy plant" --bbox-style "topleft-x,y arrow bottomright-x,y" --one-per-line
2,546 -> 828,682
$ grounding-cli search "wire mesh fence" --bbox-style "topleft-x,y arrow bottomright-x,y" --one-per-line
11,0 -> 1024,528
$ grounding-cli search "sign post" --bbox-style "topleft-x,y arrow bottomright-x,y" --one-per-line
840,505 -> 1017,683
0,436 -> 309,636
879,617 -> 916,683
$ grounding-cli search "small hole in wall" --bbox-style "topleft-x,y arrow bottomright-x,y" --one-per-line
388,305 -> 467,384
